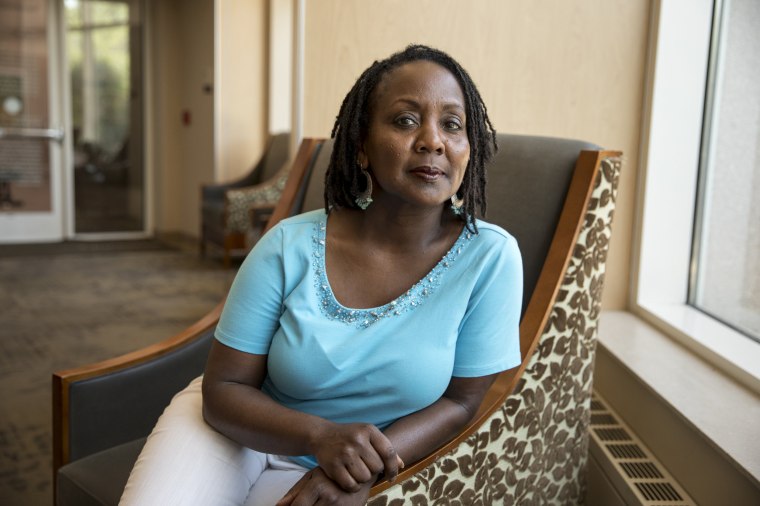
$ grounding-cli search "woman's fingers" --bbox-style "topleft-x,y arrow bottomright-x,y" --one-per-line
276,471 -> 310,506
347,456 -> 374,484
280,467 -> 371,506
313,422 -> 403,489
327,465 -> 360,493
358,443 -> 385,476
368,428 -> 401,481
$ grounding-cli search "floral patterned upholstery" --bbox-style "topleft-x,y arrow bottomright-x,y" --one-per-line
368,156 -> 621,505
225,170 -> 290,233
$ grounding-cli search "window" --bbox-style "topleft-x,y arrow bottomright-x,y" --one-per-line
690,0 -> 760,343
633,0 -> 760,392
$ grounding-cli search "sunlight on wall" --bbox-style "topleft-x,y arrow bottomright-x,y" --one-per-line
302,0 -> 650,310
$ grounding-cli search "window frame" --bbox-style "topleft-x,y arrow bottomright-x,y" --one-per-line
631,0 -> 760,393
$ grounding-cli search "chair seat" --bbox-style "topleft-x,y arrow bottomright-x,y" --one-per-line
57,438 -> 145,506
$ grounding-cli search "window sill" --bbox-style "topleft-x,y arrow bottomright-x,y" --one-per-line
636,302 -> 760,393
597,310 -> 760,488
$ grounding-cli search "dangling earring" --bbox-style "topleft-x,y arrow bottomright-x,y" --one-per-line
450,192 -> 464,215
354,163 -> 373,210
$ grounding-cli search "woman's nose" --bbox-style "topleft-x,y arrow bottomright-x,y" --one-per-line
415,122 -> 444,154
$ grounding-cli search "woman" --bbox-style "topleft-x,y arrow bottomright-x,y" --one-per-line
121,44 -> 522,506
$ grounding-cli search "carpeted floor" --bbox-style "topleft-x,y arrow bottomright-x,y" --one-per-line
0,238 -> 237,506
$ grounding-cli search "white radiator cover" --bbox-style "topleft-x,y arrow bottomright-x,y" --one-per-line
586,392 -> 696,506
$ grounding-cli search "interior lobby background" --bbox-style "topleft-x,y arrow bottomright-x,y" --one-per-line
150,0 -> 648,312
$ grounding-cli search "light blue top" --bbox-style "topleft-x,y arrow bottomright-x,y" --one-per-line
215,209 -> 522,468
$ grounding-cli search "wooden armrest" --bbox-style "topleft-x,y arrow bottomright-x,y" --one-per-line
53,302 -> 224,473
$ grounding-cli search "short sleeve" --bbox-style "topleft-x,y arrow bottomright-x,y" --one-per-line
453,232 -> 522,377
214,225 -> 285,354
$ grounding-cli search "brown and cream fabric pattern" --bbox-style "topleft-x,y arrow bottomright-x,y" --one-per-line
369,156 -> 621,506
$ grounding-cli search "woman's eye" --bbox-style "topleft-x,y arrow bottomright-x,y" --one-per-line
445,119 -> 463,131
395,116 -> 417,127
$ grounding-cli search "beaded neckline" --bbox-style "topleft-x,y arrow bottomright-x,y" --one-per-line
312,214 -> 474,328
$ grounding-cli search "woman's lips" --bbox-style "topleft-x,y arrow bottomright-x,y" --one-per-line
410,166 -> 444,181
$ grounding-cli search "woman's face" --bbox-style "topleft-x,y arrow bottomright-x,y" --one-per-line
359,60 -> 470,212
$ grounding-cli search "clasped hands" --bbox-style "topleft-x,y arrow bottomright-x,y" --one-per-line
277,422 -> 404,506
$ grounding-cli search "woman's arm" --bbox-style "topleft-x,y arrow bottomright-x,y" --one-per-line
202,340 -> 402,492
276,373 -> 498,506
384,373 -> 497,464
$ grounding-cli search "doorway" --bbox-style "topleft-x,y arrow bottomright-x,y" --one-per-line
0,0 -> 147,243
0,0 -> 65,242
65,0 -> 145,236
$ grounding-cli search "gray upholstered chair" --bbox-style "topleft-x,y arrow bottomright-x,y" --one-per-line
53,135 -> 621,505
200,132 -> 290,267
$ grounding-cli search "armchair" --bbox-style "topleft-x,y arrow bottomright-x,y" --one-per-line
200,132 -> 290,266
53,135 -> 621,505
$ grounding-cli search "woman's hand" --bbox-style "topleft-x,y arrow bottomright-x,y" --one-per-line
310,422 -> 403,492
276,467 -> 372,506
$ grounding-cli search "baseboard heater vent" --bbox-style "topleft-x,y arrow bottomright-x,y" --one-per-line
589,392 -> 696,505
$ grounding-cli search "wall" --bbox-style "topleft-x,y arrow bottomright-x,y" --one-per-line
149,0 -> 215,237
269,0 -> 293,135
302,0 -> 650,310
149,0 -> 182,231
216,0 -> 269,183
149,0 -> 268,238
178,0 -> 215,238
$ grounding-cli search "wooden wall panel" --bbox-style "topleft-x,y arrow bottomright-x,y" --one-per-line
302,0 -> 651,309
149,0 -> 215,236
216,0 -> 268,183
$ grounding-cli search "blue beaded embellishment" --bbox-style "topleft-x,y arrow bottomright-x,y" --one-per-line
312,217 -> 473,328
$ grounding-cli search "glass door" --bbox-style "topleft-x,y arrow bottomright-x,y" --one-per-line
65,0 -> 145,236
0,0 -> 66,242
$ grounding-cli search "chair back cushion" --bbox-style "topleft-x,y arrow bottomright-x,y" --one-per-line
289,138 -> 334,217
259,132 -> 291,181
292,134 -> 598,314
488,133 -> 599,313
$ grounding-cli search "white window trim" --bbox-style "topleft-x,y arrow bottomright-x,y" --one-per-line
631,0 -> 760,394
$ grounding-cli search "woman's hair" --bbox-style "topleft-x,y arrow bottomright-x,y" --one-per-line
324,44 -> 497,231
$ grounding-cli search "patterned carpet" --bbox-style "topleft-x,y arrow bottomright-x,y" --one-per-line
0,239 -> 237,506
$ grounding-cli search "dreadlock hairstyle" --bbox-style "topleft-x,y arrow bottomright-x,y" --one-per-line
323,44 -> 498,233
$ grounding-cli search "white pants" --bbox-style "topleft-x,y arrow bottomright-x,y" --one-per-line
120,376 -> 308,506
